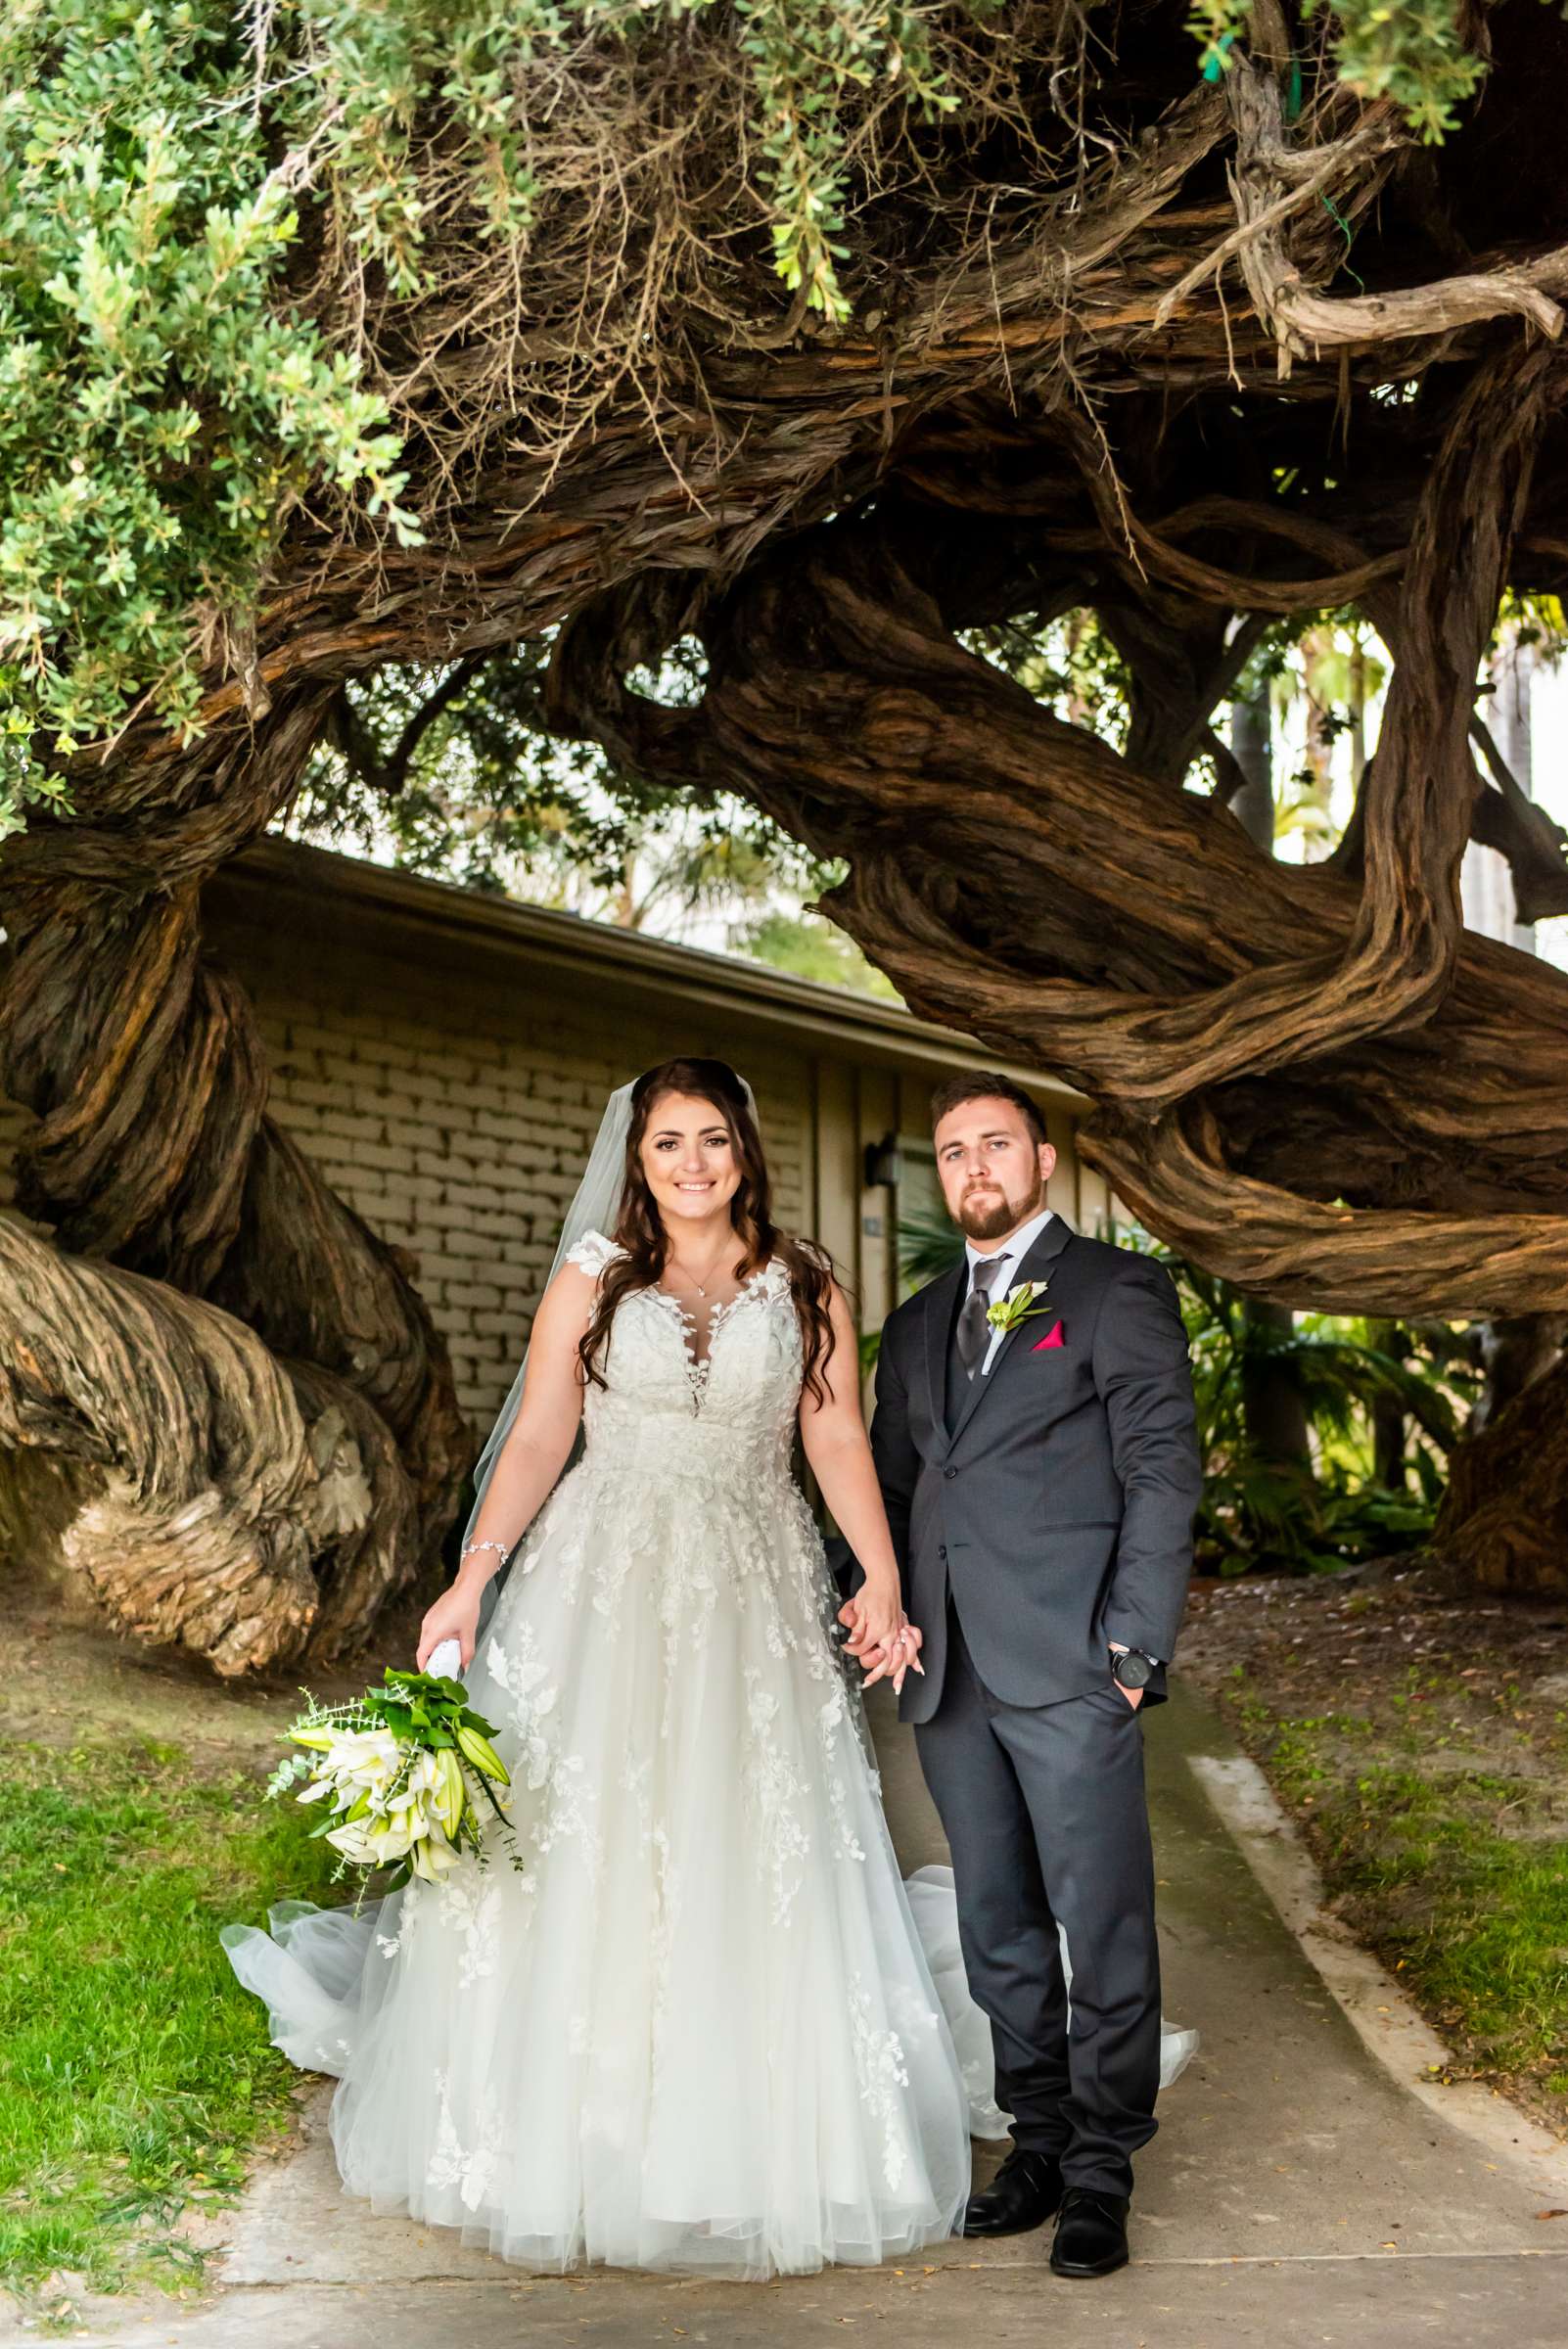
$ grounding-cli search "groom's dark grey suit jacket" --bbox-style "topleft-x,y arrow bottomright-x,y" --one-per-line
850,1213 -> 1202,1724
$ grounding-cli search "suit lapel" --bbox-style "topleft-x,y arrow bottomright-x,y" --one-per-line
922,1263 -> 965,1452
946,1211 -> 1076,1449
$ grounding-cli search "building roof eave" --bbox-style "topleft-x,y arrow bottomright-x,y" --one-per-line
216,835 -> 1086,1106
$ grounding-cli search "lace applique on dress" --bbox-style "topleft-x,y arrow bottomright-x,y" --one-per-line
427,2068 -> 505,2213
484,1623 -> 559,1791
434,1872 -> 505,1990
564,1228 -> 625,1279
817,1681 -> 868,1866
375,1883 -> 426,1960
742,1664 -> 812,1926
645,1258 -> 792,1413
847,1973 -> 914,2194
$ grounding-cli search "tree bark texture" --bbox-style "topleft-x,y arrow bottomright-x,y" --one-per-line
0,691 -> 471,1673
12,17 -> 1568,1646
548,346 -> 1568,1317
0,1216 -> 418,1673
1434,1351 -> 1568,1595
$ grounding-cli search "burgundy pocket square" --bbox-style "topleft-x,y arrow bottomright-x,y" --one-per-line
1032,1320 -> 1066,1350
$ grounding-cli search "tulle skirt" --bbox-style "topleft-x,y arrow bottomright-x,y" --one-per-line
226,1866 -> 1199,2162
224,1451 -> 974,2279
221,1448 -> 1199,2279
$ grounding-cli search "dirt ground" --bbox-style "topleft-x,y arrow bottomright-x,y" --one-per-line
0,1587 -> 425,1772
1177,1559 -> 1568,1797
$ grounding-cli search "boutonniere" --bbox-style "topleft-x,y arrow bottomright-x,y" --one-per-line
985,1278 -> 1052,1336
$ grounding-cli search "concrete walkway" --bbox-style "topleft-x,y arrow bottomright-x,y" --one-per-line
23,1679 -> 1568,2349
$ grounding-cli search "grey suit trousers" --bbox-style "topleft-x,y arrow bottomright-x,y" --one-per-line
914,1597 -> 1162,2197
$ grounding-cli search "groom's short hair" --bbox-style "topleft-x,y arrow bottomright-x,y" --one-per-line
930,1073 -> 1048,1151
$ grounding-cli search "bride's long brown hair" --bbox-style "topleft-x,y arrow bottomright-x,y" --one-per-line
577,1057 -> 839,1404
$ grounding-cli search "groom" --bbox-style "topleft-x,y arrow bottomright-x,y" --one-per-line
841,1074 -> 1201,2279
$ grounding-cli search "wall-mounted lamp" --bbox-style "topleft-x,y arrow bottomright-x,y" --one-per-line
863,1132 -> 902,1189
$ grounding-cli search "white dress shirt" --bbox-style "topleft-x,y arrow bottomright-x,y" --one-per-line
963,1206 -> 1056,1379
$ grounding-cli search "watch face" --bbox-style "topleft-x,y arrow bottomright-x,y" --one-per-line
1114,1650 -> 1152,1687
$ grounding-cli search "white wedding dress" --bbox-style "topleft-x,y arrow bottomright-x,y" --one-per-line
222,1233 -> 1197,2280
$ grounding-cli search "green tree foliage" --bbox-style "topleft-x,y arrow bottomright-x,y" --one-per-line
1190,1 -> 1490,143
0,2 -> 416,825
1135,1233 -> 1481,1573
735,908 -> 901,995
0,0 -> 1527,836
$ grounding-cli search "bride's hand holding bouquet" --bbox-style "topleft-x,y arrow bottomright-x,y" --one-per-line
415,1562 -> 487,1674
415,1525 -> 524,1673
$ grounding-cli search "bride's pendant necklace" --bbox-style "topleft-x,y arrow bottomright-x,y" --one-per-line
666,1236 -> 734,1300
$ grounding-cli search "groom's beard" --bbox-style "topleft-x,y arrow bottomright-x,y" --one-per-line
956,1167 -> 1045,1243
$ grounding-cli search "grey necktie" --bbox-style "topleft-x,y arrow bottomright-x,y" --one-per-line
955,1253 -> 1008,1379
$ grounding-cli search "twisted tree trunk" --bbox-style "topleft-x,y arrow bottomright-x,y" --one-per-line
552,356 -> 1568,1296
1434,1351 -> 1568,1595
0,1217 -> 419,1673
0,692 -> 472,1672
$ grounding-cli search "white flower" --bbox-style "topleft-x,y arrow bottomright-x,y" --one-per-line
385,1750 -> 440,1811
986,1278 -> 1051,1334
288,1719 -> 477,1885
326,1727 -> 403,1795
410,1830 -> 465,1882
327,1810 -> 405,1866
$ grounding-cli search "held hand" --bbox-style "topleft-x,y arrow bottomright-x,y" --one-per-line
837,1589 -> 925,1693
417,1583 -> 482,1674
842,1581 -> 925,1695
837,1594 -> 881,1660
841,1578 -> 901,1662
860,1619 -> 924,1695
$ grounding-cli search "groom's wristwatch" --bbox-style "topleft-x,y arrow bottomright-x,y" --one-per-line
1110,1646 -> 1161,1688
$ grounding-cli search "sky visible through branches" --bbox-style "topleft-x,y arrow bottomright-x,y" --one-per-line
281,601 -> 1568,988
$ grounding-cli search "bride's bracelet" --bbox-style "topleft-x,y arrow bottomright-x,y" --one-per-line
460,1540 -> 511,1566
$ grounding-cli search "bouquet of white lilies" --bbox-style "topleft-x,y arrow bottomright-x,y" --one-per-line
266,1650 -> 518,1893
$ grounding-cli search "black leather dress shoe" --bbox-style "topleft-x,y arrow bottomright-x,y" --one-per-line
1049,2185 -> 1130,2277
961,2147 -> 1064,2237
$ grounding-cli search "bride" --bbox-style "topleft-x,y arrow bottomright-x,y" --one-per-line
222,1056 -> 1196,2280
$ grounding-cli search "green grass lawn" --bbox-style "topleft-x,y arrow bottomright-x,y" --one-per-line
0,1730 -> 340,2309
